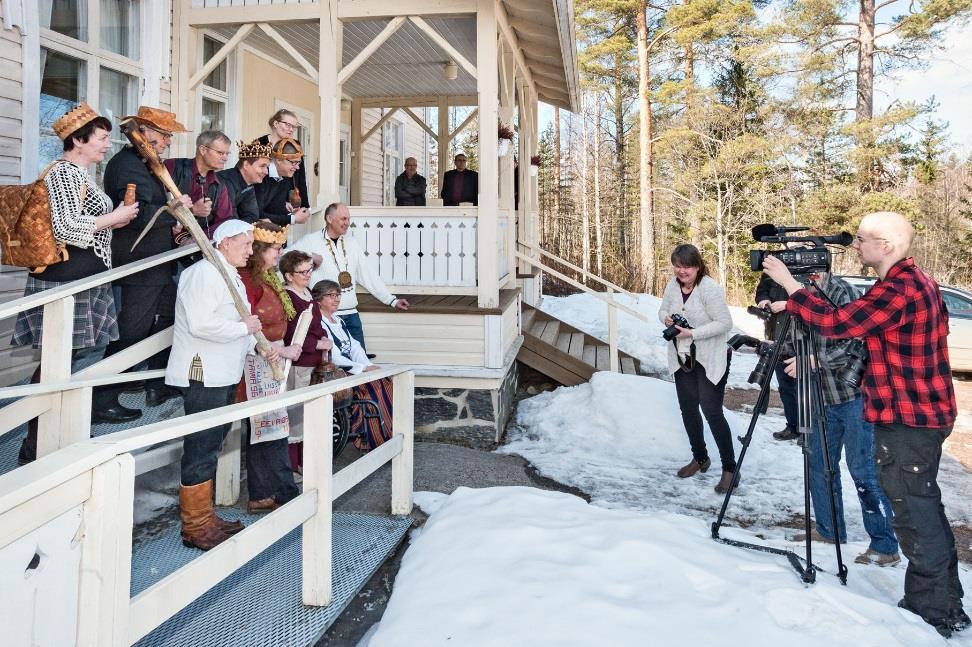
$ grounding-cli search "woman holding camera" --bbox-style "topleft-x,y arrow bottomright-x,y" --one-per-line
658,244 -> 737,493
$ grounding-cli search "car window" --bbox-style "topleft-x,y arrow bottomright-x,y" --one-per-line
943,292 -> 972,319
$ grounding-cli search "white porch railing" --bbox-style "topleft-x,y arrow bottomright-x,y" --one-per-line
0,367 -> 414,646
514,244 -> 652,374
347,207 -> 478,288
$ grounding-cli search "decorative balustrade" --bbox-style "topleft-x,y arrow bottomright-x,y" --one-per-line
347,208 -> 478,288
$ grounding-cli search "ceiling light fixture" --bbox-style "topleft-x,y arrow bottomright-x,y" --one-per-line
443,60 -> 458,81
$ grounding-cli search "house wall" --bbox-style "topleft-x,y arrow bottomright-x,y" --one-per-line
0,25 -> 23,184
357,107 -> 431,207
240,50 -> 320,155
359,311 -> 486,367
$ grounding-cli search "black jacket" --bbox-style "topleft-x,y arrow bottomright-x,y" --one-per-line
254,176 -> 295,227
215,167 -> 260,223
395,172 -> 427,206
440,169 -> 478,206
256,134 -> 309,208
754,272 -> 790,340
103,146 -> 175,286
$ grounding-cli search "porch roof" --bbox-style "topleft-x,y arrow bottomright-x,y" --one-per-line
202,0 -> 579,110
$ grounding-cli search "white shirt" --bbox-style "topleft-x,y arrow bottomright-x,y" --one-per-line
290,230 -> 398,314
657,275 -> 733,382
321,314 -> 371,374
165,250 -> 256,387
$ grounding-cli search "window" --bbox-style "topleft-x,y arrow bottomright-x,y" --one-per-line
36,0 -> 145,178
41,0 -> 87,41
199,35 -> 231,135
944,291 -> 972,319
101,0 -> 141,59
383,119 -> 404,205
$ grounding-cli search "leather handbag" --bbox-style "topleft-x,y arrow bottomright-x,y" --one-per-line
310,349 -> 353,407
0,162 -> 70,272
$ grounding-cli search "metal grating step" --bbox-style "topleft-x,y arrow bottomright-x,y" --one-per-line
133,510 -> 412,647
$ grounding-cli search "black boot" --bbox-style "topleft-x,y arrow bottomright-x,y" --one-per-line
950,608 -> 971,632
92,403 -> 142,424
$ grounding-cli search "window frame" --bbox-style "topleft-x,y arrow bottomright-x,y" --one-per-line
382,113 -> 405,206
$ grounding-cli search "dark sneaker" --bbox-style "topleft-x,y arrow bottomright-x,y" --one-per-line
772,426 -> 799,441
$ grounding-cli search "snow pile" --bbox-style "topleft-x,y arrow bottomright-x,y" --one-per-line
365,486 -> 962,646
500,371 -> 972,529
537,292 -> 762,389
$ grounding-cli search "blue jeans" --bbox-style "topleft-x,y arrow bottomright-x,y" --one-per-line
338,312 -> 367,352
809,396 -> 898,555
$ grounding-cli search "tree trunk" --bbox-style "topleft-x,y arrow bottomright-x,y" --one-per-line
636,2 -> 656,294
613,54 -> 627,259
594,95 -> 605,276
554,107 -> 562,220
683,42 -> 701,248
581,93 -> 591,276
856,0 -> 875,122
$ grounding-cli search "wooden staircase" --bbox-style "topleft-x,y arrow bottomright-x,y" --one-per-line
517,303 -> 641,386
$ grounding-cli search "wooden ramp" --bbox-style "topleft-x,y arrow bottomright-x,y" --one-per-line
517,303 -> 642,386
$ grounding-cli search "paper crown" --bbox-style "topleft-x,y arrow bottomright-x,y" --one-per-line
52,102 -> 100,140
253,222 -> 289,245
237,140 -> 273,159
271,137 -> 303,161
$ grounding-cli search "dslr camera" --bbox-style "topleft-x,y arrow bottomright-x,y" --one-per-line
663,313 -> 692,342
749,224 -> 852,276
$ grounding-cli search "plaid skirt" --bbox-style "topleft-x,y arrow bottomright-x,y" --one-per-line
12,276 -> 119,350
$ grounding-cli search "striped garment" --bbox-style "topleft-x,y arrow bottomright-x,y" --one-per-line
787,258 -> 956,428
350,378 -> 394,451
12,276 -> 118,350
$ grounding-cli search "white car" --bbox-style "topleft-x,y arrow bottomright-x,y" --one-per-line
841,275 -> 972,373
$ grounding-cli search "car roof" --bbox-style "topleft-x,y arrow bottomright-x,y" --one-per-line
838,275 -> 972,299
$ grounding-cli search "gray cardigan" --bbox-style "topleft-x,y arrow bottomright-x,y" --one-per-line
658,275 -> 733,382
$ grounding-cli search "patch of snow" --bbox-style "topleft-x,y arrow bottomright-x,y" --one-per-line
413,490 -> 449,516
367,486 -> 968,646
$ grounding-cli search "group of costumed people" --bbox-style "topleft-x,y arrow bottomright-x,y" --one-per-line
13,102 -> 401,551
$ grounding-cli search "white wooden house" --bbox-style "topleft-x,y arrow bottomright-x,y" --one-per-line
0,0 -> 580,444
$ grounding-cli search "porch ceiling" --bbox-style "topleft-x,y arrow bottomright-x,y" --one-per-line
206,0 -> 578,109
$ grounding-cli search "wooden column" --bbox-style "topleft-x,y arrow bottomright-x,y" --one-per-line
302,393 -> 335,606
390,371 -> 414,515
36,298 -> 75,458
350,98 -> 362,205
437,96 -> 450,192
476,0 -> 499,308
317,0 -> 342,230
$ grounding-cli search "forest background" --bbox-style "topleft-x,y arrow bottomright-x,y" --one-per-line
521,0 -> 972,304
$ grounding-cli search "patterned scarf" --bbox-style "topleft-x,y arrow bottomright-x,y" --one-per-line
264,269 -> 296,320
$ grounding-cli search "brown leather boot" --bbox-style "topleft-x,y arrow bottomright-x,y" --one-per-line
714,470 -> 739,494
676,457 -> 711,478
247,497 -> 280,514
180,481 -> 234,550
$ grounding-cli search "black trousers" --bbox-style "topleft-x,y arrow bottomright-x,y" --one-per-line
180,381 -> 236,486
245,433 -> 299,504
674,353 -> 736,472
874,423 -> 963,622
94,282 -> 176,408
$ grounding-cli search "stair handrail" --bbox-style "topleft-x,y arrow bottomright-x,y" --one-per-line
0,366 -> 415,646
517,243 -> 636,299
514,250 -> 657,374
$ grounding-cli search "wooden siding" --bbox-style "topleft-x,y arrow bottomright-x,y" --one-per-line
358,108 -> 384,206
501,291 -> 519,357
0,26 -> 23,184
359,311 -> 485,366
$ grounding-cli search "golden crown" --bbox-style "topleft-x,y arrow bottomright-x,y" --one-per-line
253,222 -> 289,245
52,102 -> 100,140
237,140 -> 273,159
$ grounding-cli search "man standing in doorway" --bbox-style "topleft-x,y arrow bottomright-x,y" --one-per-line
440,153 -> 478,206
394,157 -> 427,206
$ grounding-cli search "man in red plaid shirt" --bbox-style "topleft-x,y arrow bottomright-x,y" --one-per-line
763,211 -> 964,638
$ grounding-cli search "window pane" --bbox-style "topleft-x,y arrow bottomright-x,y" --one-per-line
101,0 -> 141,59
39,49 -> 86,173
97,67 -> 139,179
201,98 -> 225,133
203,36 -> 227,91
40,0 -> 87,42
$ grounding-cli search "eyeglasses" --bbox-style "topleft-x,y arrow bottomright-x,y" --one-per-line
277,120 -> 299,130
320,292 -> 341,298
293,268 -> 313,276
854,235 -> 887,245
203,145 -> 230,157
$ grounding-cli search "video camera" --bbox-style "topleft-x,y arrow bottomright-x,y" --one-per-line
728,334 -> 780,385
749,224 -> 853,275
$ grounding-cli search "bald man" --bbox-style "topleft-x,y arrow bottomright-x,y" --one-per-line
763,212 -> 963,638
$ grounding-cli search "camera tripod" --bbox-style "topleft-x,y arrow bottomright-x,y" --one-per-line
711,289 -> 849,586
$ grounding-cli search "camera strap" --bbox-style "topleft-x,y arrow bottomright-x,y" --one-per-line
674,340 -> 697,373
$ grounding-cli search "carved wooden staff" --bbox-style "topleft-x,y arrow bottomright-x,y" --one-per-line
120,119 -> 285,381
